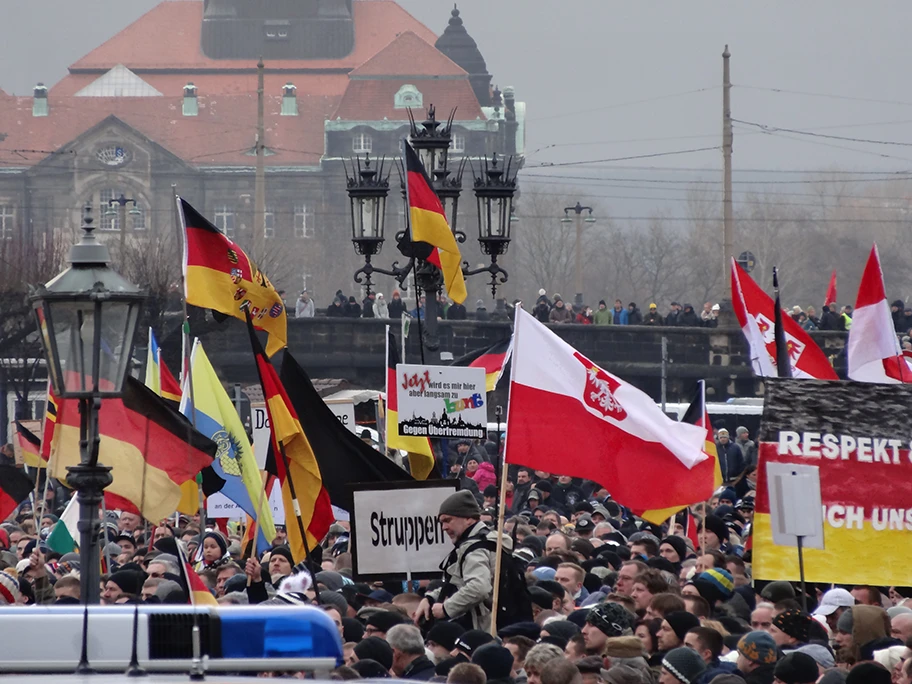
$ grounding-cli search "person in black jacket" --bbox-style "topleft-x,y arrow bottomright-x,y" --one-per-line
447,300 -> 467,320
361,293 -> 375,318
627,303 -> 643,325
715,429 -> 745,484
387,624 -> 437,680
388,290 -> 407,319
325,298 -> 345,317
678,304 -> 701,327
344,296 -> 361,318
818,305 -> 840,331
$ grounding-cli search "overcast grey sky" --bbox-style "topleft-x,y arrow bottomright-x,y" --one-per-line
3,0 -> 912,177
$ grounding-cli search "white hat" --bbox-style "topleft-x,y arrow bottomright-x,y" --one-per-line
538,288 -> 546,296
813,588 -> 855,616
711,303 -> 720,311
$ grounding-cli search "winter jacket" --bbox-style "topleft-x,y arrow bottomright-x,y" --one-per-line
294,298 -> 315,318
611,307 -> 629,325
388,297 -> 407,319
716,440 -> 746,483
549,304 -> 573,323
737,439 -> 758,469
644,311 -> 663,325
665,309 -> 680,325
373,298 -> 389,318
400,655 -> 437,680
841,312 -> 853,330
476,306 -> 490,321
843,605 -> 891,663
575,312 -> 593,325
818,309 -> 840,330
426,521 -> 501,632
533,302 -> 551,323
326,302 -> 345,317
677,306 -> 701,327
593,308 -> 613,325
361,297 -> 375,318
737,663 -> 776,684
627,307 -> 643,325
345,302 -> 362,318
696,660 -> 737,684
471,462 -> 497,491
448,303 -> 467,320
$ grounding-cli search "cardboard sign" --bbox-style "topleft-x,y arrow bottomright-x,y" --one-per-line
325,398 -> 357,434
350,480 -> 458,580
753,378 -> 912,585
396,364 -> 486,439
206,479 -> 284,523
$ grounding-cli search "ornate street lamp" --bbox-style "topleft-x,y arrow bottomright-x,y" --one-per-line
105,193 -> 142,252
30,205 -> 145,605
345,106 -> 519,362
561,202 -> 596,307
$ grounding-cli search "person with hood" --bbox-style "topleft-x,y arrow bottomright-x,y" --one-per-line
344,295 -> 362,317
834,605 -> 898,666
627,302 -> 643,325
373,293 -> 389,318
594,300 -> 613,325
471,460 -> 497,492
644,304 -> 663,325
448,298 -> 467,320
549,297 -> 572,323
388,290 -> 407,319
360,293 -> 376,318
533,296 -> 551,323
326,297 -> 346,317
677,304 -> 701,327
575,306 -> 594,325
196,531 -> 230,571
611,299 -> 629,325
475,299 -> 490,321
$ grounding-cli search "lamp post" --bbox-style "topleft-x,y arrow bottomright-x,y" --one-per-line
346,106 -> 518,363
105,193 -> 141,253
30,205 -> 145,605
561,202 -> 596,307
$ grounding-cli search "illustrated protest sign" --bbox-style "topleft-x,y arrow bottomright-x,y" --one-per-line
396,364 -> 486,440
753,378 -> 912,585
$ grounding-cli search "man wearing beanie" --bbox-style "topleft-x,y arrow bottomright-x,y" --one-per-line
771,609 -> 814,651
660,646 -> 706,684
845,661 -> 891,684
734,631 -> 779,684
353,635 -> 394,671
0,570 -> 21,605
698,515 -> 731,552
582,602 -> 636,655
772,652 -> 820,684
658,611 -> 701,652
366,609 -> 409,640
425,621 -> 466,663
471,643 -> 515,684
417,490 -> 505,632
102,569 -> 145,604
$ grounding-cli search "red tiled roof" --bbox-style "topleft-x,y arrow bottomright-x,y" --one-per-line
0,91 -> 336,168
349,31 -> 466,78
333,78 -> 484,121
67,0 -> 438,75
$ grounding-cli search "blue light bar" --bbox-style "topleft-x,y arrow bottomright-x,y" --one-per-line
218,606 -> 343,662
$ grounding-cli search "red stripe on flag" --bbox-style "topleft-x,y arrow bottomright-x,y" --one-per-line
406,170 -> 447,217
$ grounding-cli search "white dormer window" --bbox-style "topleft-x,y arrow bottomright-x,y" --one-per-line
353,133 -> 373,154
451,134 -> 466,154
394,84 -> 423,109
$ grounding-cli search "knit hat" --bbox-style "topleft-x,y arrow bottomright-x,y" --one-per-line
109,569 -> 145,596
836,608 -> 854,633
737,631 -> 779,665
576,656 -> 605,675
353,636 -> 393,671
438,490 -> 481,518
694,568 -> 735,604
453,629 -> 495,657
426,620 -> 466,651
318,590 -> 349,616
773,609 -> 814,644
268,546 -> 294,567
660,536 -> 687,561
845,662 -> 891,684
350,659 -> 391,679
471,644 -> 514,680
761,580 -> 796,603
718,488 -> 737,504
661,647 -> 706,684
774,652 -> 819,684
0,570 -> 21,605
701,515 -> 729,545
602,636 -> 647,659
586,602 -> 635,637
203,530 -> 228,556
365,610 -> 407,634
796,643 -> 835,669
664,611 -> 701,642
315,570 -> 345,592
541,619 -> 579,642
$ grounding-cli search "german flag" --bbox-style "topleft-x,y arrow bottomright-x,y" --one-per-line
15,421 -> 45,469
50,377 -> 217,522
177,542 -> 218,605
386,329 -> 436,480
40,382 -> 57,462
145,327 -> 182,404
451,338 -> 512,393
0,465 -> 33,521
404,142 -> 467,304
180,197 -> 287,357
635,380 -> 722,524
248,319 -> 333,560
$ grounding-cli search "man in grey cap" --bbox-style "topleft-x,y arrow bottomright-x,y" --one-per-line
415,490 -> 502,632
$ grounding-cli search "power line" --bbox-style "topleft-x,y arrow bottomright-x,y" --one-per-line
737,84 -> 912,108
526,146 -> 721,168
734,118 -> 912,147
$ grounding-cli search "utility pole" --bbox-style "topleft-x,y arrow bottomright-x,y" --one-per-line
561,202 -> 595,307
254,57 -> 266,263
722,45 -> 734,302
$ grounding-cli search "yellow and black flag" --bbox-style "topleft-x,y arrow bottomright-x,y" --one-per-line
404,142 -> 467,304
180,197 -> 287,357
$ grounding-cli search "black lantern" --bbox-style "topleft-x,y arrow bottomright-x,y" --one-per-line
408,105 -> 454,178
346,155 -> 389,257
474,153 -> 517,255
32,205 -> 145,399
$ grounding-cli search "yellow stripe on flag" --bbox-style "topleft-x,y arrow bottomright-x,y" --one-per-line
410,207 -> 467,305
386,407 -> 435,480
177,480 -> 199,515
638,440 -> 722,525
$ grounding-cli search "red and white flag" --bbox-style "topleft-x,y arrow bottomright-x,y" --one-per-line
731,259 -> 838,380
824,270 -> 837,308
504,307 -> 710,512
847,245 -> 912,383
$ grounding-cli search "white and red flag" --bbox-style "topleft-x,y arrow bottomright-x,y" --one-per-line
847,245 -> 912,383
731,259 -> 838,380
504,307 -> 710,512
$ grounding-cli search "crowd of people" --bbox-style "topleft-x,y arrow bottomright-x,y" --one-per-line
1,418 -> 909,684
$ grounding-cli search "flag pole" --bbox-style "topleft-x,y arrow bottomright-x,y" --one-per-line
489,303 -> 520,637
384,325 -> 390,457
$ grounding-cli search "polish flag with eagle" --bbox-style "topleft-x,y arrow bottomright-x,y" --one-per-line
731,259 -> 838,380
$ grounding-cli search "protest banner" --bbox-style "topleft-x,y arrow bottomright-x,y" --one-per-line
349,480 -> 458,580
396,364 -> 486,440
753,378 -> 912,585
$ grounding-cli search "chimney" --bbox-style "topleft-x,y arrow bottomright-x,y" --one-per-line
183,83 -> 198,116
503,86 -> 516,122
33,83 -> 48,117
281,82 -> 298,116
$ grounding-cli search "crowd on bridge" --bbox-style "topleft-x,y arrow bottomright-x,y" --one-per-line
1,416 -> 910,684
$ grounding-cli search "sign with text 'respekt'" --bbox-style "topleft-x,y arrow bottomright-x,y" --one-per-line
396,364 -> 486,439
753,378 -> 912,585
350,480 -> 458,579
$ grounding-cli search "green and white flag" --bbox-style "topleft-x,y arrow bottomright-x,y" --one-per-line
46,497 -> 79,554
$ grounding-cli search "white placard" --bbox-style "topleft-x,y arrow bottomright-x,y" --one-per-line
766,462 -> 825,550
325,398 -> 357,434
206,479 -> 285,524
351,482 -> 458,578
396,364 -> 486,439
250,405 -> 269,468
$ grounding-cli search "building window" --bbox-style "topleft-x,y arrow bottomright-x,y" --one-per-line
96,146 -> 126,167
294,204 -> 313,238
131,206 -> 146,231
394,84 -> 423,109
98,189 -> 119,231
451,134 -> 466,154
214,206 -> 235,238
0,205 -> 15,240
352,133 -> 373,154
264,208 -> 275,239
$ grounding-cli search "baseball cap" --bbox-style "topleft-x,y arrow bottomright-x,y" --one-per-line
813,588 -> 855,616
576,515 -> 594,532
